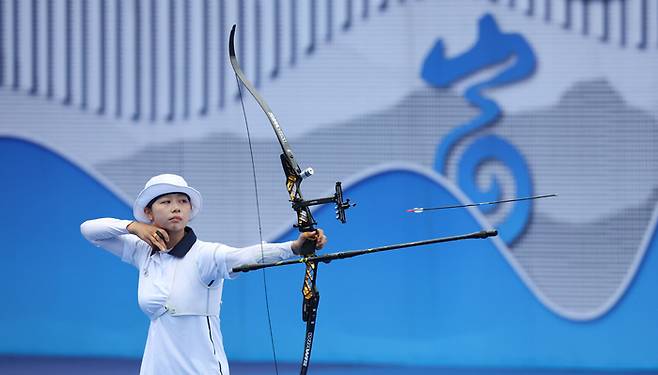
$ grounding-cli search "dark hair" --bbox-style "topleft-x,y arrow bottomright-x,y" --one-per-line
146,192 -> 191,210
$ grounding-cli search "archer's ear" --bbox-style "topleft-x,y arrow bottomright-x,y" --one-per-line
144,207 -> 154,222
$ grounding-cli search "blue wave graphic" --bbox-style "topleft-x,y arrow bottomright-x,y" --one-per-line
2,137 -> 657,369
268,166 -> 658,368
0,136 -> 148,357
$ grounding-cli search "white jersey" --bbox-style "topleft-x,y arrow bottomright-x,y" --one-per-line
80,218 -> 294,375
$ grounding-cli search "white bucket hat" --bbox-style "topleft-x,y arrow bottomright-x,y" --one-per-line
133,174 -> 203,223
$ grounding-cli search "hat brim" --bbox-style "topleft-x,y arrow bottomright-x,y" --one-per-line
133,183 -> 202,223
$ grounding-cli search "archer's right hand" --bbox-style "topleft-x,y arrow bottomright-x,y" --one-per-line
127,221 -> 170,252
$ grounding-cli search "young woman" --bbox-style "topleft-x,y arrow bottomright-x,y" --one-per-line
80,173 -> 326,375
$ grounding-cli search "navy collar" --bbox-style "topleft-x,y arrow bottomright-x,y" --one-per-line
151,227 -> 197,258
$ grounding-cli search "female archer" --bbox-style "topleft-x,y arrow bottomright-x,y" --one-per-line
80,173 -> 326,375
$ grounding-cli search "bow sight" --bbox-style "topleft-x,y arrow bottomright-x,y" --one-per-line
290,181 -> 354,225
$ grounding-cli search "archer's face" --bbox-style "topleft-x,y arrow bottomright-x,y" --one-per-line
145,193 -> 192,232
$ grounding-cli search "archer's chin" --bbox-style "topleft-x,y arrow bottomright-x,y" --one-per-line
161,221 -> 188,232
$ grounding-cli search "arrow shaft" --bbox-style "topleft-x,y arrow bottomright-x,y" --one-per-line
409,194 -> 557,213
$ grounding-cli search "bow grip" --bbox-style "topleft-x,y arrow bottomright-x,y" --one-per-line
297,237 -> 317,256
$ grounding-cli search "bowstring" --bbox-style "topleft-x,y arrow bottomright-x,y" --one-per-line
234,75 -> 280,375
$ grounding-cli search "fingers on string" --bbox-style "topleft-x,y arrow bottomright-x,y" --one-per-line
151,232 -> 166,251
156,229 -> 169,243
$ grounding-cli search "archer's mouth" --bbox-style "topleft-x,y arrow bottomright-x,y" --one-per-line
169,216 -> 183,222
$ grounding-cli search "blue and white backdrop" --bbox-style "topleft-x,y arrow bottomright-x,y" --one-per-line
1,0 -> 657,370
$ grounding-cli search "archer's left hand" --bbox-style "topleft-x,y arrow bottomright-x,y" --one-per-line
291,229 -> 327,255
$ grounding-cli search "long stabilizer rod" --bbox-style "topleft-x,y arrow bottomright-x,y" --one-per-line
232,229 -> 498,273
